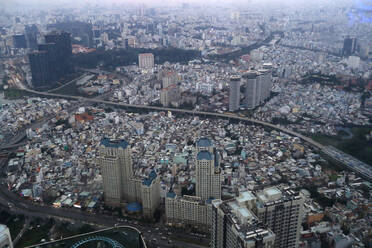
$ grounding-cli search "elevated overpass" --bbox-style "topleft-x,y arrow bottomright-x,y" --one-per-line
22,88 -> 324,150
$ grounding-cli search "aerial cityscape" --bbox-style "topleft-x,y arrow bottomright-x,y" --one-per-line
0,0 -> 371,247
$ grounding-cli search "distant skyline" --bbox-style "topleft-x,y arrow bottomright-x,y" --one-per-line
0,0 -> 352,8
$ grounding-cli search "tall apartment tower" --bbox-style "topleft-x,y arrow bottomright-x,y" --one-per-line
211,192 -> 276,248
98,138 -> 133,206
244,71 -> 258,109
195,138 -> 222,201
141,170 -> 160,218
138,53 -> 154,69
258,69 -> 272,103
0,224 -> 13,248
229,76 -> 241,112
98,138 -> 160,218
253,187 -> 304,248
211,187 -> 304,248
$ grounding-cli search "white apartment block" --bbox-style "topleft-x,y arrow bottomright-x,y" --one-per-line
99,138 -> 160,218
138,53 -> 154,69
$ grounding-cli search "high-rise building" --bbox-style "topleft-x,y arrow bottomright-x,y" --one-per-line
47,22 -> 94,48
98,138 -> 132,205
25,25 -> 38,50
29,31 -> 73,88
45,31 -> 73,77
244,71 -> 258,109
211,187 -> 304,248
165,194 -> 213,227
38,43 -> 58,82
0,224 -> 13,248
229,76 -> 241,112
258,69 -> 272,103
211,193 -> 275,248
141,170 -> 160,217
12,34 -> 27,49
165,138 -> 221,228
244,67 -> 272,109
195,138 -> 222,201
98,138 -> 160,218
28,51 -> 49,87
253,187 -> 304,248
138,53 -> 154,69
343,37 -> 357,57
160,84 -> 180,107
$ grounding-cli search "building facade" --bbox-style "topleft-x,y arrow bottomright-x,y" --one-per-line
253,187 -> 304,248
28,51 -> 49,87
211,194 -> 276,248
210,187 -> 304,248
165,194 -> 212,227
138,53 -> 154,69
229,76 -> 241,112
243,68 -> 272,109
160,84 -> 180,107
98,138 -> 160,218
195,138 -> 222,201
244,71 -> 258,109
0,225 -> 13,248
165,138 -> 221,228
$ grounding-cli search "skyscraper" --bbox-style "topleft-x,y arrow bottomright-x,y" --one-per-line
343,37 -> 357,57
12,34 -> 27,49
25,25 -> 38,50
244,68 -> 272,109
244,71 -> 258,109
211,187 -> 304,248
98,138 -> 160,218
195,138 -> 222,201
38,43 -> 58,82
258,69 -> 272,103
229,76 -> 241,112
28,51 -> 49,87
47,21 -> 94,48
29,31 -> 73,88
138,53 -> 154,69
98,138 -> 132,205
253,187 -> 304,248
45,31 -> 73,77
211,193 -> 275,248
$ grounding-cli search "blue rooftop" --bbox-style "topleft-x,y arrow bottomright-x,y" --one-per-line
142,170 -> 157,186
197,151 -> 213,160
166,192 -> 176,198
100,138 -> 129,149
126,202 -> 142,212
197,138 -> 212,147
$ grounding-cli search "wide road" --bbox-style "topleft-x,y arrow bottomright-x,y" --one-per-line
0,185 -> 206,248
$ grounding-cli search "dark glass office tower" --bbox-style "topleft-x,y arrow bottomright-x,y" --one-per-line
38,43 -> 58,81
12,34 -> 27,48
25,25 -> 38,50
28,51 -> 49,87
44,31 -> 73,77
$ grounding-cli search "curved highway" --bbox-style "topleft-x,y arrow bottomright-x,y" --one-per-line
22,88 -> 324,150
21,88 -> 372,181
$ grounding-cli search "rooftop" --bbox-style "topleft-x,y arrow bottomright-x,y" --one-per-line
196,137 -> 212,147
100,138 -> 129,150
142,170 -> 157,187
197,151 -> 213,160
